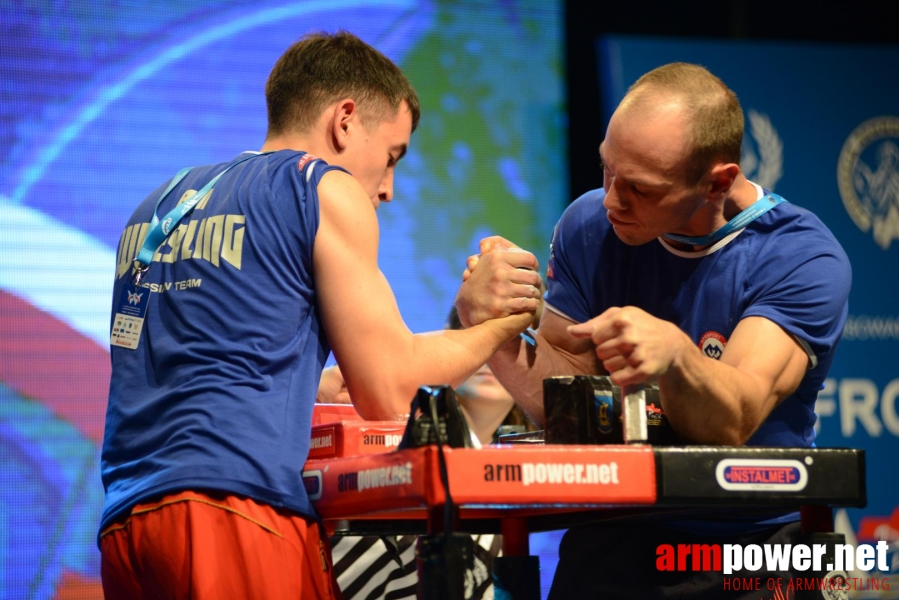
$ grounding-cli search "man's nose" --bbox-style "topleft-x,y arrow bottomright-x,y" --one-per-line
602,181 -> 625,211
378,171 -> 394,203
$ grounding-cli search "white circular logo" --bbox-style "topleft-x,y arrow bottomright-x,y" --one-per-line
699,331 -> 727,360
837,116 -> 899,250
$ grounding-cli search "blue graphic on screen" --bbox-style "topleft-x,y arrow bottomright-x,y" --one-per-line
0,1 -> 566,597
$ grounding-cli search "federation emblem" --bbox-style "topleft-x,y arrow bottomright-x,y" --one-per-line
698,331 -> 726,360
127,291 -> 143,305
837,116 -> 899,250
740,109 -> 783,192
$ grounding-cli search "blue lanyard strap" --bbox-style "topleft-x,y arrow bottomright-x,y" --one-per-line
133,153 -> 264,274
662,193 -> 787,247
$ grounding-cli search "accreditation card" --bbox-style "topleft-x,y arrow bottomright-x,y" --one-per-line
110,284 -> 150,350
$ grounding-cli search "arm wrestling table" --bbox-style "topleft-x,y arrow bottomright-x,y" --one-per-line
306,384 -> 866,600
304,440 -> 866,598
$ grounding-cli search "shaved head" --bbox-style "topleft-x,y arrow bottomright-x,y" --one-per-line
621,63 -> 743,184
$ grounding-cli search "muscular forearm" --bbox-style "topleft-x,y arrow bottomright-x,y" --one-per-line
655,318 -> 806,446
345,313 -> 532,420
572,308 -> 806,447
659,346 -> 763,446
486,329 -> 594,428
410,314 -> 530,389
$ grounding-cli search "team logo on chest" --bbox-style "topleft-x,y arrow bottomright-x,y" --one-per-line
699,331 -> 727,360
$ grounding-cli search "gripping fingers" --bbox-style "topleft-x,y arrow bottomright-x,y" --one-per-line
517,296 -> 541,311
600,354 -> 630,374
510,268 -> 542,288
461,254 -> 479,282
595,338 -> 636,361
512,283 -> 542,299
479,235 -> 518,254
503,250 -> 539,272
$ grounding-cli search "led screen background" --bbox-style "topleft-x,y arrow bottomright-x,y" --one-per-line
0,1 -> 566,597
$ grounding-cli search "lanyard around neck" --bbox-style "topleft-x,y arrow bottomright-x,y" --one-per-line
132,152 -> 266,279
662,193 -> 787,247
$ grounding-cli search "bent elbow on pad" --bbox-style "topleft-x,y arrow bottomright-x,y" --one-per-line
348,385 -> 416,421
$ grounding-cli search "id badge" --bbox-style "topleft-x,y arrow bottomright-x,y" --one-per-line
110,284 -> 150,350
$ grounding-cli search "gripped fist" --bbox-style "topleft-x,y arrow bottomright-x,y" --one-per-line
455,236 -> 542,328
567,306 -> 686,387
462,235 -> 521,281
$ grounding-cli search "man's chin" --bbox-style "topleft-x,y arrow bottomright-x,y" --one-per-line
610,226 -> 651,246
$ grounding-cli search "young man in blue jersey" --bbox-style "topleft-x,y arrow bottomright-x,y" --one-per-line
99,31 -> 541,600
455,62 -> 851,598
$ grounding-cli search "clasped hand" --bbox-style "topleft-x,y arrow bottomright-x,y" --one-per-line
457,237 -> 689,387
568,306 -> 686,387
454,236 -> 543,328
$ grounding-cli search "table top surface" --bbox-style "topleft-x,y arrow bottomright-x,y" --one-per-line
303,444 -> 866,526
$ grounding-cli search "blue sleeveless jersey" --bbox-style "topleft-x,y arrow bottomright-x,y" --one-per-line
545,188 -> 851,448
100,151 -> 345,535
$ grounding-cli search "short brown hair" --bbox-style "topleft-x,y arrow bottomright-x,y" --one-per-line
625,62 -> 743,184
265,30 -> 420,137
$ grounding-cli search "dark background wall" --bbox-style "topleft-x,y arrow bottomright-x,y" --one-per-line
564,1 -> 899,198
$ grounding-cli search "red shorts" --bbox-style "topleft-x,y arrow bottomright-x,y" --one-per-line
100,490 -> 341,600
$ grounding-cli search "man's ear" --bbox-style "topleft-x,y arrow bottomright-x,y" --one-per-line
707,163 -> 740,201
330,98 -> 358,151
